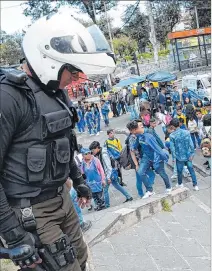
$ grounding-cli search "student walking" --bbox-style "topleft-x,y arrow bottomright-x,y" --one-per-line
89,141 -> 133,208
169,118 -> 199,191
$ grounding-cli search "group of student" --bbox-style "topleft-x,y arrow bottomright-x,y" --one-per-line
76,99 -> 111,136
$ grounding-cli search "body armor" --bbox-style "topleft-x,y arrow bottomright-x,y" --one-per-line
1,74 -> 76,199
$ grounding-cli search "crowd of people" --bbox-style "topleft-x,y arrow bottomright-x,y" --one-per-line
67,79 -> 109,98
72,82 -> 211,232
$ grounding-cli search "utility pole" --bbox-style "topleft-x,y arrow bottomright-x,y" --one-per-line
104,1 -> 114,53
146,0 -> 159,67
194,6 -> 200,28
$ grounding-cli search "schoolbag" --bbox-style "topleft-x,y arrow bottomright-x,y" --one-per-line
201,137 -> 211,157
111,94 -> 116,103
119,136 -> 136,170
165,114 -> 172,125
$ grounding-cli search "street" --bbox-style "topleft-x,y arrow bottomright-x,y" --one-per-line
76,113 -> 211,271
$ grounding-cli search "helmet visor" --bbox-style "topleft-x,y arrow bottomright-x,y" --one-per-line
50,25 -> 111,54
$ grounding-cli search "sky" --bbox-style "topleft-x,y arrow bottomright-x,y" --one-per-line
1,1 -> 146,34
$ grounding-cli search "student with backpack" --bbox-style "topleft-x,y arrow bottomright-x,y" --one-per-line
81,148 -> 106,211
104,129 -> 126,186
89,141 -> 133,207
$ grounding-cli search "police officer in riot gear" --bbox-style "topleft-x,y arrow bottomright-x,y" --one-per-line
0,11 -> 116,271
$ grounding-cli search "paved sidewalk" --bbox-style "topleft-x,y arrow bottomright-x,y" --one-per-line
89,196 -> 211,271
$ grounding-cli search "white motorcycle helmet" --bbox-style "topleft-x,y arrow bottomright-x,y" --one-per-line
22,10 -> 116,87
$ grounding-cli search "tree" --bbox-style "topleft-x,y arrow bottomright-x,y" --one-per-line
121,4 -> 150,52
151,0 -> 181,47
182,0 -> 211,28
112,36 -> 138,59
0,32 -> 23,66
22,0 -> 118,24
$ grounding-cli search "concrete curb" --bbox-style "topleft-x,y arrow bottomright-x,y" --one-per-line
84,187 -> 190,248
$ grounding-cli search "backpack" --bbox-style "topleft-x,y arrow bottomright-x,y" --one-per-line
111,94 -> 116,103
201,137 -> 211,157
119,136 -> 136,170
136,86 -> 142,96
165,114 -> 172,125
132,86 -> 137,96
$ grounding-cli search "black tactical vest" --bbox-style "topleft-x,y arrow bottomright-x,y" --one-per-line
1,75 -> 76,199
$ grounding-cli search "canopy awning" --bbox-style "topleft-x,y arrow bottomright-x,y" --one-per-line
146,71 -> 177,82
114,75 -> 146,87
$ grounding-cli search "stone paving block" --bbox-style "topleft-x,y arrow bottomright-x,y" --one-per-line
146,245 -> 189,270
184,257 -> 211,271
93,265 -> 121,271
133,218 -> 171,246
172,213 -> 207,231
188,228 -> 211,247
117,254 -> 158,271
172,237 -> 208,257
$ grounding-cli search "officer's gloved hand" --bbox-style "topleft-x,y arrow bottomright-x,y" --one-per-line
76,183 -> 92,209
3,225 -> 42,268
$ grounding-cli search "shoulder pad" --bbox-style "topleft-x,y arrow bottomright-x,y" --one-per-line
2,68 -> 28,85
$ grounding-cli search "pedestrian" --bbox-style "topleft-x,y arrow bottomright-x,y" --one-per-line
179,117 -> 187,130
76,106 -> 85,133
111,92 -> 119,117
187,116 -> 201,149
156,105 -> 172,134
182,86 -> 191,104
204,101 -> 211,114
84,82 -> 89,97
157,88 -> 166,107
100,99 -> 110,127
97,82 -> 102,94
105,129 -> 126,186
140,87 -> 149,101
148,118 -> 165,149
175,106 -> 187,124
94,103 -> 101,133
85,105 -> 97,136
81,148 -> 106,211
0,10 -> 116,270
69,184 -> 92,233
127,120 -> 172,198
172,85 -> 181,108
196,99 -> 208,115
169,118 -> 199,191
148,83 -> 158,116
89,141 -> 133,207
126,88 -> 139,120
165,125 -> 190,180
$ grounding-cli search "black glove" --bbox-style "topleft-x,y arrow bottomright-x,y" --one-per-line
76,184 -> 92,199
3,225 -> 41,268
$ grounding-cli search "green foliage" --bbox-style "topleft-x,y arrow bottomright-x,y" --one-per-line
151,0 -> 181,47
22,0 -> 118,23
124,55 -> 132,61
140,52 -> 154,59
121,4 -> 149,52
0,31 -> 23,66
112,36 -> 138,58
161,199 -> 172,212
182,0 -> 211,28
158,49 -> 170,57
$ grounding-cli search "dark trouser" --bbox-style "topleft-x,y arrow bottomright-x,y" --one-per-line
92,190 -> 105,208
112,102 -> 119,117
121,102 -> 126,113
12,186 -> 88,271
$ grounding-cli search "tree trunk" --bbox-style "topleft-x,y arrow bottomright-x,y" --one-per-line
146,0 -> 159,67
